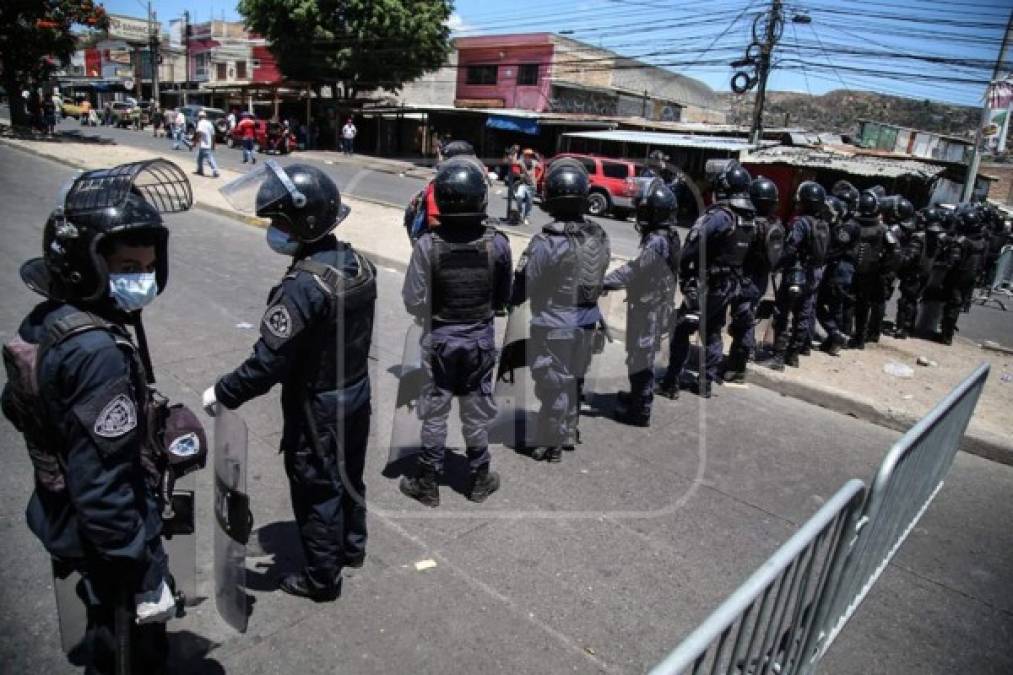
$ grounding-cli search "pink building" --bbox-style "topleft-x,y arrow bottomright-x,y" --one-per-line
455,34 -> 554,111
453,33 -> 724,124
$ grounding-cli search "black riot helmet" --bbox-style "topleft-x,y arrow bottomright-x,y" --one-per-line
433,157 -> 489,224
856,190 -> 879,218
879,195 -> 915,224
542,157 -> 590,219
252,163 -> 349,242
635,178 -> 677,231
794,181 -> 826,215
21,159 -> 192,303
706,159 -> 752,211
823,195 -> 847,226
954,202 -> 982,235
919,206 -> 944,231
831,180 -> 859,216
749,176 -> 779,217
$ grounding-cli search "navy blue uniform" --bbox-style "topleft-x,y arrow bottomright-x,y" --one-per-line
603,227 -> 679,414
735,215 -> 782,365
773,214 -> 825,354
401,225 -> 513,471
817,218 -> 861,342
216,235 -> 375,592
850,220 -> 896,346
511,219 -> 609,446
662,205 -> 754,386
893,228 -> 928,335
2,301 -> 168,673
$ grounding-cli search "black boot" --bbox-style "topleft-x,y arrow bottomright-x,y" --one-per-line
616,394 -> 651,426
798,343 -> 811,356
654,379 -> 680,400
279,573 -> 341,602
399,463 -> 440,507
784,351 -> 800,368
893,327 -> 908,339
821,333 -> 844,356
723,352 -> 747,383
468,464 -> 501,503
847,337 -> 865,350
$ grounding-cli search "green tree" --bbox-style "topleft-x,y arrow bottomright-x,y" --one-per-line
238,0 -> 453,99
0,0 -> 109,128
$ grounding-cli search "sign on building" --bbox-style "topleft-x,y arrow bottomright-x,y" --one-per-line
107,14 -> 153,43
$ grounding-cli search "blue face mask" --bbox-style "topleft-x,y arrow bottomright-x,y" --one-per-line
109,272 -> 158,312
266,225 -> 301,256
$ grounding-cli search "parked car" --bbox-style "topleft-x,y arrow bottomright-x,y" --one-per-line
111,101 -> 138,128
539,153 -> 646,218
227,119 -> 298,155
176,105 -> 228,140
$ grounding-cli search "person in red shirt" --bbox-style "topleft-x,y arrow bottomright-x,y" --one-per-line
236,113 -> 257,164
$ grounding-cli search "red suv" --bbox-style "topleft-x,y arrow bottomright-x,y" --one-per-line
540,153 -> 645,218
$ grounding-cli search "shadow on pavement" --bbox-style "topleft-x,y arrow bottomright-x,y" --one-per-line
167,630 -> 226,674
246,521 -> 303,593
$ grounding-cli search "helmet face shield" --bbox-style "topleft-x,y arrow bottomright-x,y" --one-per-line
219,160 -> 304,216
64,159 -> 192,217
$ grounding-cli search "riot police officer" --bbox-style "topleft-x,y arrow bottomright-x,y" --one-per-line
2,160 -> 196,672
724,176 -> 783,383
657,160 -> 757,398
878,195 -> 915,338
890,198 -> 927,339
206,163 -> 377,602
769,181 -> 829,369
510,158 -> 610,461
398,158 -> 513,506
849,190 -> 897,349
938,203 -> 988,344
603,179 -> 680,425
816,195 -> 861,355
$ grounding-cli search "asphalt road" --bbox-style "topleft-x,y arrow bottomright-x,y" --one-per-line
45,114 -> 647,259
1,146 -> 1012,674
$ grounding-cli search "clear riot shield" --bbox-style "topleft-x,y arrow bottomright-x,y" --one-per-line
386,319 -> 427,470
214,407 -> 251,633
53,474 -> 198,654
491,300 -> 538,449
579,291 -> 623,407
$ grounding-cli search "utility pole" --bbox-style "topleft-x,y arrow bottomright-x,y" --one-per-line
149,2 -> 160,105
962,9 -> 1012,202
749,0 -> 783,145
183,11 -> 190,105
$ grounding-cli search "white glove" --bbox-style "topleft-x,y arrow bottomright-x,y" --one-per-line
135,579 -> 176,625
202,386 -> 218,417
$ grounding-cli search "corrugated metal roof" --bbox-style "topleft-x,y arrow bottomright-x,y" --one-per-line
742,146 -> 946,178
562,129 -> 769,151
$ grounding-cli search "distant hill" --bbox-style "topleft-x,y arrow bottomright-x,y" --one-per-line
720,90 -> 981,139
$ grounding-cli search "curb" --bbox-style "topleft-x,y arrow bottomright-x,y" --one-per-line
744,362 -> 1013,467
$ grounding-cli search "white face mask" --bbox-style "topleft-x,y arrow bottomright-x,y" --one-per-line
109,272 -> 158,312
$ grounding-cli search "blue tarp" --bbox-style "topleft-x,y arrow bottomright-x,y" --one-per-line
486,114 -> 540,135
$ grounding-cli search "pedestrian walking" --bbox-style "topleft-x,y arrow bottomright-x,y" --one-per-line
236,112 -> 257,164
341,118 -> 357,155
195,110 -> 220,177
172,109 -> 188,150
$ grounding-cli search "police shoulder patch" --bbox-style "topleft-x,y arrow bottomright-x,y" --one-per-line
169,432 -> 201,457
94,394 -> 138,438
263,303 -> 293,339
837,229 -> 851,243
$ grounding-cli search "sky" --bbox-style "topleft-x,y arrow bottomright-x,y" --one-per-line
99,0 -> 1012,108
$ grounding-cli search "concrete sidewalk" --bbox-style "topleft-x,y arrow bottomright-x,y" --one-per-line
1,146 -> 1012,674
2,131 -> 1010,466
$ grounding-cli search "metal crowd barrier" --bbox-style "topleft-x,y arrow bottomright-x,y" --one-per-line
801,361 -> 990,667
648,480 -> 866,675
649,363 -> 990,675
976,246 -> 1013,310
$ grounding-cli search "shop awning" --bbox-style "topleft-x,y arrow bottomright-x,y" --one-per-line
486,114 -> 540,135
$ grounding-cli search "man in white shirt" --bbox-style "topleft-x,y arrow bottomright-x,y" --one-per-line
341,118 -> 357,155
226,109 -> 237,131
195,110 -> 220,177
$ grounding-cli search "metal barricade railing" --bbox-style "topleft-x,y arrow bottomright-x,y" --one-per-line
801,362 -> 990,668
991,246 -> 1013,295
648,479 -> 866,675
650,363 -> 990,675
